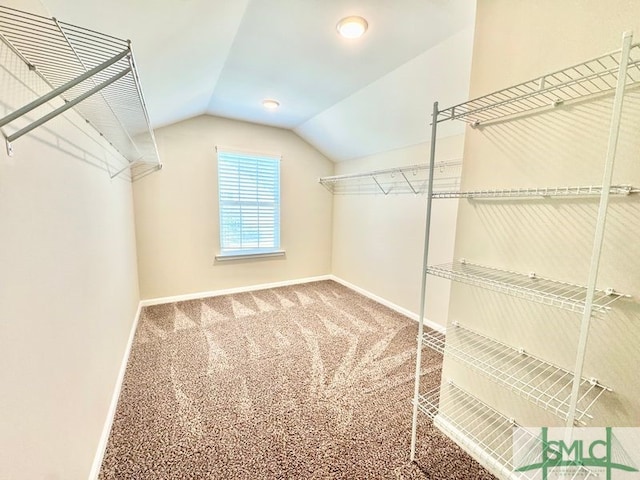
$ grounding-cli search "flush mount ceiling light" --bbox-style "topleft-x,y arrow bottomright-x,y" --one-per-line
336,16 -> 368,39
262,99 -> 280,109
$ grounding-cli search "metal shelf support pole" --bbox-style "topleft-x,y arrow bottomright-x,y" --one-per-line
410,101 -> 439,461
565,31 -> 632,427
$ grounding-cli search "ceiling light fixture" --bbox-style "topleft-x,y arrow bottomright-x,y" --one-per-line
336,16 -> 368,39
262,99 -> 280,109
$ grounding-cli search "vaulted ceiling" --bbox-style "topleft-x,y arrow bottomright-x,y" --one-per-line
9,0 -> 476,162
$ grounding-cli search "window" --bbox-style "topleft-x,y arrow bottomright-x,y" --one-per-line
216,148 -> 282,259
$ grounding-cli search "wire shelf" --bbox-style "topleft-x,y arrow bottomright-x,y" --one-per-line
437,42 -> 640,125
426,260 -> 628,315
318,160 -> 462,195
0,6 -> 161,180
417,382 -> 517,478
416,383 -> 442,420
422,325 -> 610,424
416,382 -> 597,480
432,184 -> 639,199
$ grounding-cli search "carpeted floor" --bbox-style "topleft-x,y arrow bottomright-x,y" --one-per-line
99,280 -> 495,479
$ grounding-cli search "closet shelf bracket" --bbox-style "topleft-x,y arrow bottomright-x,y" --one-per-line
372,175 -> 390,195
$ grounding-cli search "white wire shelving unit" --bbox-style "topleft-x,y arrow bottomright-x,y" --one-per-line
421,324 -> 610,424
426,259 -> 628,316
0,6 -> 161,181
410,31 -> 638,479
417,382 -> 597,480
318,160 -> 462,195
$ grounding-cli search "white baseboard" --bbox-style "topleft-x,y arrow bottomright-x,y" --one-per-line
329,275 -> 446,334
88,302 -> 143,480
139,275 -> 333,307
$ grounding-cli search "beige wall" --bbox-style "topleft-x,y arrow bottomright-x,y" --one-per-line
332,134 -> 464,327
442,0 -> 640,430
0,34 -> 140,480
134,115 -> 334,300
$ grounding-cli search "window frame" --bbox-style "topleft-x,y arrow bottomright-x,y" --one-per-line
215,147 -> 284,261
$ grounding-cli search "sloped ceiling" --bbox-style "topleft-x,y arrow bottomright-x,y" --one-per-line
11,0 -> 476,162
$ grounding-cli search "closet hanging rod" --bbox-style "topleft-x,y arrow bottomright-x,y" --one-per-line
0,49 -> 129,129
6,66 -> 131,145
0,5 -> 161,180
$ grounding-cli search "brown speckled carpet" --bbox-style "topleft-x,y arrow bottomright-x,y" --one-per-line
99,280 -> 495,479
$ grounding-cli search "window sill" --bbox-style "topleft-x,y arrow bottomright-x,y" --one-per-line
215,250 -> 286,262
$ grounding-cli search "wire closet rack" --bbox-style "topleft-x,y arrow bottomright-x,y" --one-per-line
435,40 -> 640,126
426,259 -> 629,316
318,160 -> 462,195
417,382 -> 598,480
410,31 -> 639,479
0,6 -> 161,181
421,325 -> 610,424
432,184 -> 639,199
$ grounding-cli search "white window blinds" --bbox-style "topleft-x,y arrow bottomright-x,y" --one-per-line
217,148 -> 281,256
